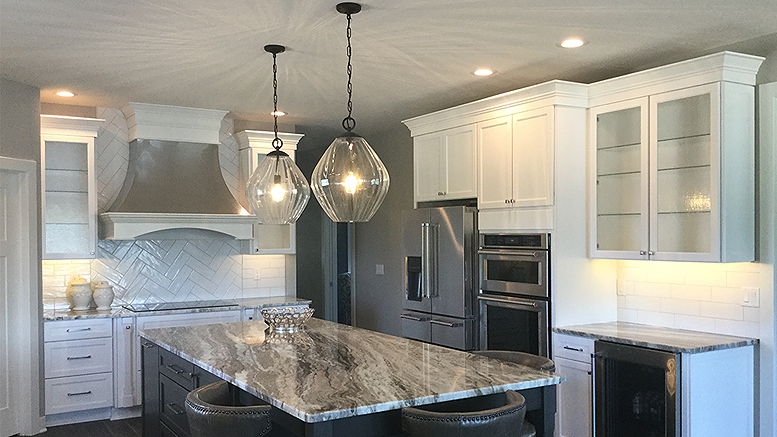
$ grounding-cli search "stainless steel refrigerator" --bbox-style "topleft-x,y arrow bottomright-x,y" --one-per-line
400,206 -> 478,350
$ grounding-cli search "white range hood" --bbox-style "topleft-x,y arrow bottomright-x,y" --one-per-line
99,103 -> 257,240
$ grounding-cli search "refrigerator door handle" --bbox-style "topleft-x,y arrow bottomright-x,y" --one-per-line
430,319 -> 462,328
421,222 -> 438,299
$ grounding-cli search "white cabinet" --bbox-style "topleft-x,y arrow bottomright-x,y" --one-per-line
413,124 -> 477,203
44,319 -> 114,417
40,115 -> 103,259
235,130 -> 304,254
478,108 -> 554,211
589,52 -> 762,262
553,333 -> 594,437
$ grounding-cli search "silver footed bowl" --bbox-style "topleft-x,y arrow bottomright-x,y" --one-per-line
260,306 -> 315,333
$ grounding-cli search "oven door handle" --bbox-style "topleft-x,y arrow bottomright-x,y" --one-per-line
478,295 -> 538,308
478,249 -> 543,258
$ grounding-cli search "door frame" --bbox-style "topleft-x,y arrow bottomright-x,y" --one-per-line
0,156 -> 43,436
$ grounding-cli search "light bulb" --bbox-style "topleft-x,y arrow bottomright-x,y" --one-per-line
344,171 -> 358,194
271,183 -> 286,202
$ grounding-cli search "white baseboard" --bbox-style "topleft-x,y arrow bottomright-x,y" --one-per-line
111,406 -> 141,420
45,407 -> 112,427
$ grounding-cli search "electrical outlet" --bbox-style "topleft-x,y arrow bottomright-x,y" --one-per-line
254,270 -> 261,281
742,287 -> 760,308
375,264 -> 384,275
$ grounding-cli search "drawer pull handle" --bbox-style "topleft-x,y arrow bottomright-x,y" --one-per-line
66,327 -> 92,333
167,403 -> 185,415
67,391 -> 92,397
165,363 -> 193,379
66,355 -> 92,360
142,342 -> 156,348
563,346 -> 584,352
400,314 -> 427,322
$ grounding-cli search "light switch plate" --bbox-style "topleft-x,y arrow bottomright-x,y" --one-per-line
742,287 -> 760,308
375,264 -> 384,275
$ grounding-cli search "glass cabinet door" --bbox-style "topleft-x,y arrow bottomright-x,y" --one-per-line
591,98 -> 649,259
649,83 -> 719,261
42,139 -> 96,259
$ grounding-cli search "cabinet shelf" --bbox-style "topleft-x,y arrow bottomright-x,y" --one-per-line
657,210 -> 711,215
597,170 -> 641,178
657,132 -> 710,143
656,164 -> 710,172
597,212 -> 641,217
596,141 -> 641,151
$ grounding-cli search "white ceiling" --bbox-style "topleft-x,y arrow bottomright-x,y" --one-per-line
2,0 -> 777,137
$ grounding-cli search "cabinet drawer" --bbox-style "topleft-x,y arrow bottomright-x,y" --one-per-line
45,318 -> 112,342
159,348 -> 195,390
553,333 -> 595,363
45,337 -> 113,378
160,374 -> 191,437
45,372 -> 113,414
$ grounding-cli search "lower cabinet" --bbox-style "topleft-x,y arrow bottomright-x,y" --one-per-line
553,333 -> 594,437
145,345 -> 248,437
44,318 -> 115,421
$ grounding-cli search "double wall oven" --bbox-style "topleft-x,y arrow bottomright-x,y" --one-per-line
478,233 -> 550,357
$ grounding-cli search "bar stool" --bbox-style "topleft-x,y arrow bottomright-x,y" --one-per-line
473,351 -> 556,437
185,381 -> 272,437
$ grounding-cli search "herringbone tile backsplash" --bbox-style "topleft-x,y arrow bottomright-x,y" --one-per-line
42,109 -> 291,307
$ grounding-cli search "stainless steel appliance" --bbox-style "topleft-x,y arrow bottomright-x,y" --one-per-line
478,233 -> 550,357
400,206 -> 478,350
594,341 -> 680,437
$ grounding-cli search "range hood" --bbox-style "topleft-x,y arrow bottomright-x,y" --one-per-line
99,103 -> 257,240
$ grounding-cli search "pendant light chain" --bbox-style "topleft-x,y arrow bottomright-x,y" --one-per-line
342,12 -> 356,132
271,51 -> 283,151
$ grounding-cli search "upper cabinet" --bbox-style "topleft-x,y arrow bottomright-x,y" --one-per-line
403,81 -> 588,231
478,107 -> 554,210
235,130 -> 304,254
589,52 -> 764,262
41,115 -> 104,259
413,124 -> 477,203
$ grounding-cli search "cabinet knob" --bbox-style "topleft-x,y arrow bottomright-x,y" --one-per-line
639,251 -> 646,255
504,199 -> 509,204
648,251 -> 655,256
511,199 -> 516,204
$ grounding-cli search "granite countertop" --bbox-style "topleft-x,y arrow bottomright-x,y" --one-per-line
554,321 -> 758,354
140,318 -> 564,423
43,296 -> 310,321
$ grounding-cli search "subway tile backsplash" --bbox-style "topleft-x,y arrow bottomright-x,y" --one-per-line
617,260 -> 765,338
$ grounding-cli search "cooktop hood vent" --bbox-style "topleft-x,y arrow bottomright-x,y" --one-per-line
99,103 -> 256,240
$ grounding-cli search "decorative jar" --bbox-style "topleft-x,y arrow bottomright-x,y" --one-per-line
66,276 -> 92,311
92,281 -> 114,311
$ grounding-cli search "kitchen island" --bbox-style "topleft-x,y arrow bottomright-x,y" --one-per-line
140,318 -> 563,437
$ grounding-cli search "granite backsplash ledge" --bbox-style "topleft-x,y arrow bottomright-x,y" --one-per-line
43,240 -> 291,307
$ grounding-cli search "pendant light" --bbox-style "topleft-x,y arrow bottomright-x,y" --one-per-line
311,2 -> 390,223
245,45 -> 310,224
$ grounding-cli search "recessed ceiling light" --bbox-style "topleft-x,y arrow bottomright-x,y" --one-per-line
270,110 -> 286,117
560,38 -> 585,48
56,90 -> 75,97
473,69 -> 494,77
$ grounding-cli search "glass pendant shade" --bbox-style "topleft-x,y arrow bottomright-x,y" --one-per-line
246,150 -> 310,224
311,132 -> 390,222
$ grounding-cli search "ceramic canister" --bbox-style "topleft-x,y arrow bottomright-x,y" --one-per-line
66,275 -> 92,311
92,281 -> 115,311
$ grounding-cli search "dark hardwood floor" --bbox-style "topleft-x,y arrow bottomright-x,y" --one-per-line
34,418 -> 141,437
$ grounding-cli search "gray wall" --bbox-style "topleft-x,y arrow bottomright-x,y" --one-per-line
353,127 -> 414,336
0,78 -> 44,417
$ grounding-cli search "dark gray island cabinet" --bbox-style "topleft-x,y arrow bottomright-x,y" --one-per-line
140,319 -> 564,437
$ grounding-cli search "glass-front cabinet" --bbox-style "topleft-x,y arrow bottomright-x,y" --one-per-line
40,115 -> 103,259
590,80 -> 754,262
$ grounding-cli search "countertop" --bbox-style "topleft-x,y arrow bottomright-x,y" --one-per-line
140,318 -> 564,423
43,296 -> 310,321
553,321 -> 758,353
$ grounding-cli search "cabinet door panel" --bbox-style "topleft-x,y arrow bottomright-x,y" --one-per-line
649,84 -> 719,261
478,116 -> 513,209
443,125 -> 477,199
556,356 -> 593,437
512,108 -> 553,207
413,133 -> 443,202
589,98 -> 649,259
